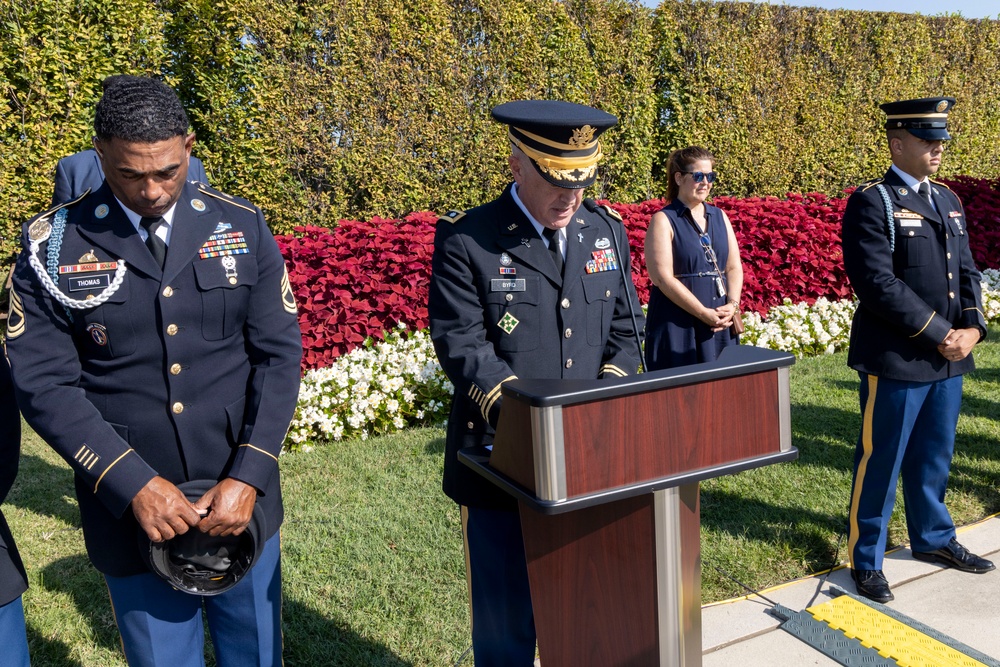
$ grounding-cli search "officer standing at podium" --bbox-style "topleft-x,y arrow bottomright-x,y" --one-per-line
429,100 -> 644,666
842,96 -> 992,604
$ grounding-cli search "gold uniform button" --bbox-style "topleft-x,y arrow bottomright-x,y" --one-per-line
170,363 -> 182,375
949,291 -> 955,299
908,231 -> 915,237
467,421 -> 475,429
162,286 -> 174,298
505,293 -> 513,302
561,298 -> 570,309
166,324 -> 179,336
605,290 -> 611,297
948,272 -> 953,280
564,328 -> 572,338
172,402 -> 184,414
947,252 -> 952,259
565,359 -> 573,369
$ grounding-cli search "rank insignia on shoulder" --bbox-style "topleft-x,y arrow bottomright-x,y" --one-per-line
498,312 -> 519,334
439,210 -> 466,224
599,204 -> 623,222
281,265 -> 297,314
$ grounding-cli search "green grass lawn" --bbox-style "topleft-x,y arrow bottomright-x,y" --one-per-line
6,326 -> 1000,665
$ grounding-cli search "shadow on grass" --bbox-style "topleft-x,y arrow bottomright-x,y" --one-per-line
25,625 -> 86,667
424,436 -> 446,455
32,554 -> 122,664
34,554 -> 414,667
701,487 -> 847,569
7,454 -> 80,528
283,600 -> 415,667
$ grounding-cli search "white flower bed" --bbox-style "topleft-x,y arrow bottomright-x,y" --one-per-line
287,271 -> 1000,448
287,326 -> 452,451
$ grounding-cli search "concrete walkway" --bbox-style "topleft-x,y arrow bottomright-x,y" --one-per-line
703,515 -> 1000,665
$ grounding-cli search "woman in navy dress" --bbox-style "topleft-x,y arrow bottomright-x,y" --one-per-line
644,146 -> 743,370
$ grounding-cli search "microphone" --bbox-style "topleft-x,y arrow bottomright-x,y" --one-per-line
583,198 -> 646,373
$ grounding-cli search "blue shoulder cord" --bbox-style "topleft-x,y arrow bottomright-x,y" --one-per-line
874,184 -> 895,253
45,208 -> 73,321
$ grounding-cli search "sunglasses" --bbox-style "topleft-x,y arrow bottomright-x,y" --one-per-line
685,171 -> 717,183
699,233 -> 718,264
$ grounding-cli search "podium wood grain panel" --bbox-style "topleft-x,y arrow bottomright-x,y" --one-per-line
562,371 -> 779,497
520,494 -> 659,666
488,396 -> 536,493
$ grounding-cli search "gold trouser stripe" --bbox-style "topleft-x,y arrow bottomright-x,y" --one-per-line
240,443 -> 279,462
909,312 -> 935,338
94,449 -> 134,494
848,375 -> 878,568
460,506 -> 474,632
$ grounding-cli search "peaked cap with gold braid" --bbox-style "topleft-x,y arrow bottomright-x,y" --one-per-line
492,100 -> 617,189
880,96 -> 955,141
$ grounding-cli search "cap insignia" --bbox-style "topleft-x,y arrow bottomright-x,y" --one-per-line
936,100 -> 948,112
569,125 -> 596,148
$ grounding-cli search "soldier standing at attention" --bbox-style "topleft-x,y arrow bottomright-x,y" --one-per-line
428,100 -> 645,665
842,96 -> 992,604
6,75 -> 301,665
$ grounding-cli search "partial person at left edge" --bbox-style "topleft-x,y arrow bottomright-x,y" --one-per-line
5,74 -> 301,666
0,353 -> 30,667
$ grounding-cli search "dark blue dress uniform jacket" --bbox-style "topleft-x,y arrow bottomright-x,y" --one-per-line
842,168 -> 986,380
429,185 -> 645,511
0,358 -> 28,607
5,181 -> 302,577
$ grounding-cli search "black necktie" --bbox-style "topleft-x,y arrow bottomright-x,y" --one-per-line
140,216 -> 167,269
542,227 -> 563,276
918,181 -> 934,209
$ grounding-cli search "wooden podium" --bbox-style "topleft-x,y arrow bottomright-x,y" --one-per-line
459,345 -> 797,667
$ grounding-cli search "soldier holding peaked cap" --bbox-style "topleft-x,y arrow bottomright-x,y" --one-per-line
842,96 -> 992,604
5,75 -> 301,665
429,100 -> 644,665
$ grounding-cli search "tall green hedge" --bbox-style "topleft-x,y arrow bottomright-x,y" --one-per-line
3,0 -> 999,267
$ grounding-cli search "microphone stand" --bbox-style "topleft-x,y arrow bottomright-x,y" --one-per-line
583,198 -> 646,373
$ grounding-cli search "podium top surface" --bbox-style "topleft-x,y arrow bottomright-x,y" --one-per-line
502,345 -> 794,407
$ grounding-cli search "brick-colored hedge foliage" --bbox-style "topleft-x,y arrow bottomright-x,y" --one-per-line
5,0 -> 1000,267
279,176 -> 1000,370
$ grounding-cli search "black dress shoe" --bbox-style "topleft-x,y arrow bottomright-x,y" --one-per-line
912,538 -> 996,573
851,569 -> 894,603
